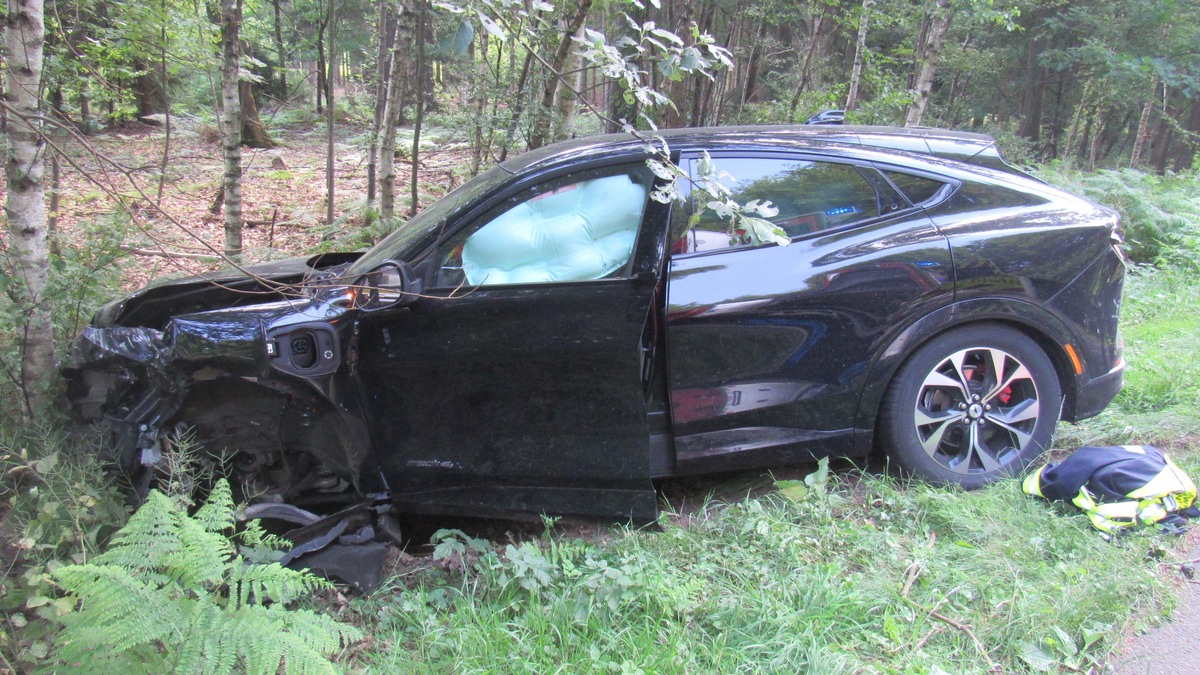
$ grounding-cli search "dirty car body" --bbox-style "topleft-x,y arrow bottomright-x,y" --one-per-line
65,125 -> 1126,525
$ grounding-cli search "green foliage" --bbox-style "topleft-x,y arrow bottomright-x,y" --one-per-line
49,481 -> 362,674
1037,166 -> 1200,266
0,422 -> 128,668
0,216 -> 128,416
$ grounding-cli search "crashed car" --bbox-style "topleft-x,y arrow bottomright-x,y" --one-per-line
65,125 -> 1126,527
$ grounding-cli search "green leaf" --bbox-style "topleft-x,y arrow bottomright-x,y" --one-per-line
775,480 -> 809,502
1082,623 -> 1111,651
1050,625 -> 1079,657
476,11 -> 505,40
25,595 -> 52,609
1019,641 -> 1059,672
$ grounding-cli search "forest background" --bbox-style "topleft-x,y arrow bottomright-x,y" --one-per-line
3,0 -> 1200,672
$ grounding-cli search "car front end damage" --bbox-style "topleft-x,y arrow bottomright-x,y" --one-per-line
62,262 -> 402,591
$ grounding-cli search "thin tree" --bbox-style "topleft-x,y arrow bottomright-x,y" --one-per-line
845,0 -> 873,112
326,0 -> 339,226
526,0 -> 594,150
4,0 -> 54,416
219,0 -> 244,258
379,1 -> 414,227
409,0 -> 426,217
905,0 -> 954,127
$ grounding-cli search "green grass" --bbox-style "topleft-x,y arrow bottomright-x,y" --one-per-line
352,474 -> 1171,673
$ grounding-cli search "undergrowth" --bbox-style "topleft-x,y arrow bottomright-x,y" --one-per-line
1037,165 -> 1200,267
48,480 -> 362,673
354,466 -> 1168,673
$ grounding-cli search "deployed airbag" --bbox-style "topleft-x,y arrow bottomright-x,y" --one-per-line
462,174 -> 648,285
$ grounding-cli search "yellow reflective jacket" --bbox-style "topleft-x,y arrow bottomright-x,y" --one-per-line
1024,445 -> 1198,534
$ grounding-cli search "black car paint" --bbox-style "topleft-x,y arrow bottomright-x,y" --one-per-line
64,126 -> 1125,523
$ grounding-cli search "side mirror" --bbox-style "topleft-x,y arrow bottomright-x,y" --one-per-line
352,261 -> 421,310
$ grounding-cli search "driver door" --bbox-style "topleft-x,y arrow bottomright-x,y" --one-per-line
353,163 -> 667,520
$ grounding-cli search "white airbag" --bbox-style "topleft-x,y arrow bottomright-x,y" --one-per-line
461,174 -> 648,285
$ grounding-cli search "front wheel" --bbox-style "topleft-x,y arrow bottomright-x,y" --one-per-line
879,325 -> 1062,489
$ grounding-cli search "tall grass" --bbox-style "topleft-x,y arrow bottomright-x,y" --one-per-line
355,474 -> 1167,673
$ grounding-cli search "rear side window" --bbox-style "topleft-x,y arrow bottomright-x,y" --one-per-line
882,170 -> 947,205
675,157 -> 882,254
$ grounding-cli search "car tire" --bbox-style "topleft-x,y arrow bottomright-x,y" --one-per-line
879,324 -> 1062,489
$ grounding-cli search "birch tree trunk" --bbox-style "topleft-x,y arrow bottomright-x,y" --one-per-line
272,0 -> 288,96
905,0 -> 953,128
845,0 -> 872,112
220,0 -> 244,258
325,0 -> 338,226
379,2 -> 413,227
4,0 -> 53,416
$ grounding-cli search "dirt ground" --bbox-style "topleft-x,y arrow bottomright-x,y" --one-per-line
0,117 -> 472,290
1112,529 -> 1200,674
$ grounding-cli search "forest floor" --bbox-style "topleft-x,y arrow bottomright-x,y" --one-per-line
1,114 -> 475,290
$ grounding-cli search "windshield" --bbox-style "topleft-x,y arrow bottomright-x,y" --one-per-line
347,165 -> 512,274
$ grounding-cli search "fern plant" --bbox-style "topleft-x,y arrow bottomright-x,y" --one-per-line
49,479 -> 362,674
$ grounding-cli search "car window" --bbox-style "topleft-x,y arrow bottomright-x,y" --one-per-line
436,166 -> 652,287
675,157 -> 882,254
881,170 -> 947,205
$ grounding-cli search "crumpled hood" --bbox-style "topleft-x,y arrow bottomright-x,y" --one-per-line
93,251 -> 363,329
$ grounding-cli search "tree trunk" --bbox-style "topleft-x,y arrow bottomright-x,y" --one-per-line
526,0 -> 595,150
1017,34 -> 1046,143
316,18 -> 326,113
787,8 -> 827,121
501,51 -> 535,158
367,0 -> 394,208
134,58 -> 168,117
740,17 -> 765,112
220,0 -> 244,258
844,0 -> 872,112
1129,79 -> 1157,168
380,2 -> 414,226
470,32 -> 490,176
240,78 -> 275,148
1172,96 -> 1200,172
410,0 -> 427,217
553,25 -> 586,139
1088,106 -> 1104,171
272,0 -> 288,97
4,0 -> 54,416
1148,110 -> 1173,175
905,0 -> 954,128
325,0 -> 338,226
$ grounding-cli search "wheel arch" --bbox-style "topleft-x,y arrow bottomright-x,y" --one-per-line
853,298 -> 1082,453
172,375 -> 377,493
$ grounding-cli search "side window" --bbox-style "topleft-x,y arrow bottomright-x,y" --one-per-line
436,166 -> 652,287
675,157 -> 882,254
881,170 -> 947,205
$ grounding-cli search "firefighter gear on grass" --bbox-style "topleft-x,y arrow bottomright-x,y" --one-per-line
1023,445 -> 1199,534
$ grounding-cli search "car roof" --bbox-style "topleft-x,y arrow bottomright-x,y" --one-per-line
503,125 -> 1020,177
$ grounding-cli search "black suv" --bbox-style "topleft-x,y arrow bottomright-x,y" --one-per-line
66,125 -> 1126,523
